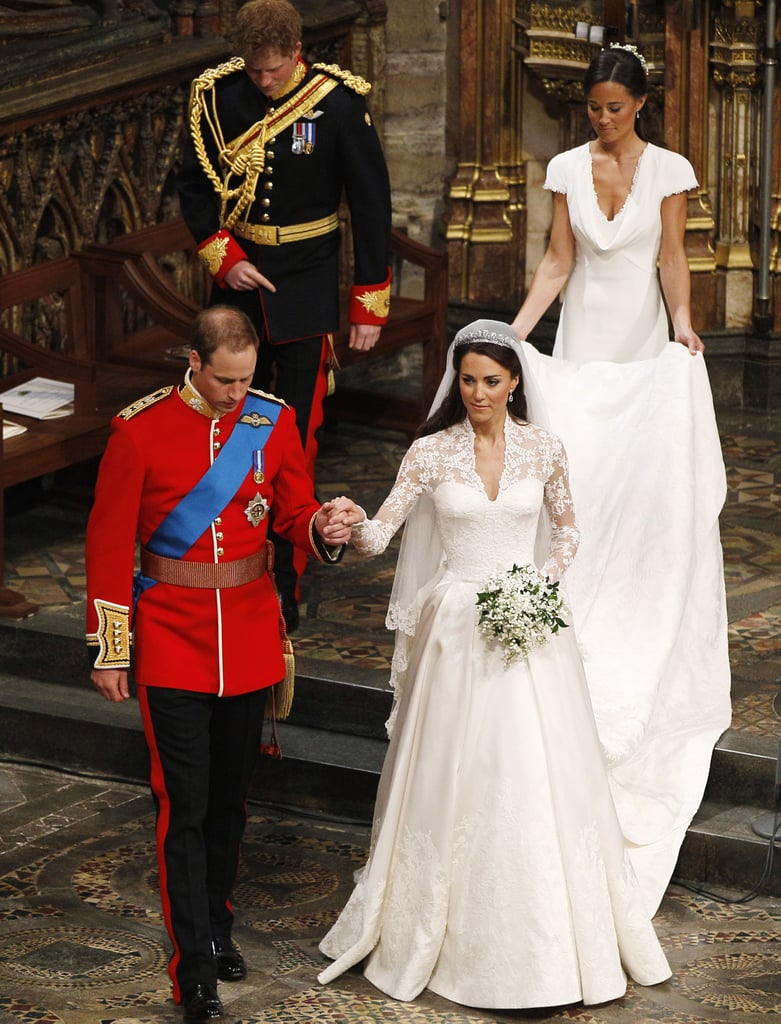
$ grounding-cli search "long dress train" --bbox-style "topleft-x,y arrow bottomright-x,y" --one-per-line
519,141 -> 731,912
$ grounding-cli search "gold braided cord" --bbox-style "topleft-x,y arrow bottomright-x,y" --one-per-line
188,57 -> 245,200
312,62 -> 372,95
188,58 -> 340,230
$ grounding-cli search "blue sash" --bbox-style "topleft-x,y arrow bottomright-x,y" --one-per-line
133,393 -> 280,603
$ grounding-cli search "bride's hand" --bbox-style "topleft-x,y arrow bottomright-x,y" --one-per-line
324,496 -> 365,529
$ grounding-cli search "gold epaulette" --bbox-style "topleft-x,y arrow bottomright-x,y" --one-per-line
312,62 -> 371,96
190,56 -> 245,100
117,386 -> 174,421
247,386 -> 289,408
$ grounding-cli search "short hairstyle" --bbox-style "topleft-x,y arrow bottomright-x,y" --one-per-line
583,47 -> 648,100
234,0 -> 302,61
417,341 -> 527,438
192,306 -> 259,364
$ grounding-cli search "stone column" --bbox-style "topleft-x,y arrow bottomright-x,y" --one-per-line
383,0 -> 447,248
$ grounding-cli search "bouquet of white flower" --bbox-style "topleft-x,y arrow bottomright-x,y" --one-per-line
476,563 -> 568,664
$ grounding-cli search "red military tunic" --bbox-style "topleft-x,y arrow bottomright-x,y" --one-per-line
86,375 -> 337,694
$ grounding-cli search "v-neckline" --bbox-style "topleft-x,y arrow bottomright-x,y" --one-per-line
465,418 -> 506,503
588,142 -> 648,223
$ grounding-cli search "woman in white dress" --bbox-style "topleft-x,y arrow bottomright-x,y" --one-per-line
510,45 -> 731,914
318,320 -> 671,1009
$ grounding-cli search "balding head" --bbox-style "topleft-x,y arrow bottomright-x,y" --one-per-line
192,306 -> 260,366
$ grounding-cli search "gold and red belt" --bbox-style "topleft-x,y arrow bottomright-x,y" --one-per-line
233,212 -> 339,246
140,547 -> 268,589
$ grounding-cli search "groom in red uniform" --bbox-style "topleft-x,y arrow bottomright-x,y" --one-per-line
86,306 -> 350,1022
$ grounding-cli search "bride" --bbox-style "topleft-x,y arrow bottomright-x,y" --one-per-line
317,320 -> 671,1009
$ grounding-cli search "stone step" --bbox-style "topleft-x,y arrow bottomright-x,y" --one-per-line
2,622 -> 779,896
0,619 -> 393,740
0,673 -> 386,822
675,800 -> 781,898
703,730 -> 780,809
5,616 -> 778,797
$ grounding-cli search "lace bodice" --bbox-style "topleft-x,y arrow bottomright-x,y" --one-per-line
352,418 -> 579,582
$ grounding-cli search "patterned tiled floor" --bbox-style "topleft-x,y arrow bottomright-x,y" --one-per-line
0,762 -> 778,1024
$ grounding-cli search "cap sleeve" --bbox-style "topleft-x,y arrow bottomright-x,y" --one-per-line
543,149 -> 571,195
659,148 -> 699,197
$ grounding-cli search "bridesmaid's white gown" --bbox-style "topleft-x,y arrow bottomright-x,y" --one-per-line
521,142 -> 731,914
319,420 -> 671,1008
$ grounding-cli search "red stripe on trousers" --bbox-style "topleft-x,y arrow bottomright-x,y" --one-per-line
138,685 -> 182,1002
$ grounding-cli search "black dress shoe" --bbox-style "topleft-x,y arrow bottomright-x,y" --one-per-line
212,935 -> 247,982
280,595 -> 299,633
181,982 -> 223,1022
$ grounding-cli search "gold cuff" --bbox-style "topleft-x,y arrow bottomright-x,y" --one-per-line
87,599 -> 132,668
196,235 -> 229,275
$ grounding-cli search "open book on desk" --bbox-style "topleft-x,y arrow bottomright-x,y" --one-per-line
0,377 -> 75,420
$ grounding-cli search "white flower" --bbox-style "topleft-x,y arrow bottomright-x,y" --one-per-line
476,563 -> 568,665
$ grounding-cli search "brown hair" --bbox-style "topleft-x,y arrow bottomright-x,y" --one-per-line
417,342 -> 527,438
192,306 -> 259,364
234,0 -> 302,61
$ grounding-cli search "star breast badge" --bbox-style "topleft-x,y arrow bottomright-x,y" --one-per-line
244,493 -> 270,527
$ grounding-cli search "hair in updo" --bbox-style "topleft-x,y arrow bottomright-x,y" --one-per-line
417,341 -> 527,439
584,47 -> 648,99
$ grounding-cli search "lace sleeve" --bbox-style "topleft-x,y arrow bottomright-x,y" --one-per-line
351,441 -> 431,557
540,436 -> 580,581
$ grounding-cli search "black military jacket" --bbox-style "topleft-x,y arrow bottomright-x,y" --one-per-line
177,60 -> 392,342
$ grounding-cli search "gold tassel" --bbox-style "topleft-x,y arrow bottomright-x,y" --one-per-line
325,332 -> 338,397
263,640 -> 295,721
277,637 -> 295,719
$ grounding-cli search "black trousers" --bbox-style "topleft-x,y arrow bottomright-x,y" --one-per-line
138,685 -> 267,1002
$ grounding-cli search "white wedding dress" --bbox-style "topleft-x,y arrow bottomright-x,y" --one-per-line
519,142 -> 731,914
318,418 -> 671,1008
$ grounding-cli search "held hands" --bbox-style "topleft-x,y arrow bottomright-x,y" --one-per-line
223,259 -> 277,294
315,496 -> 365,546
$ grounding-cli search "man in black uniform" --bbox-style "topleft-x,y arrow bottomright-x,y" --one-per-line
177,0 -> 392,630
